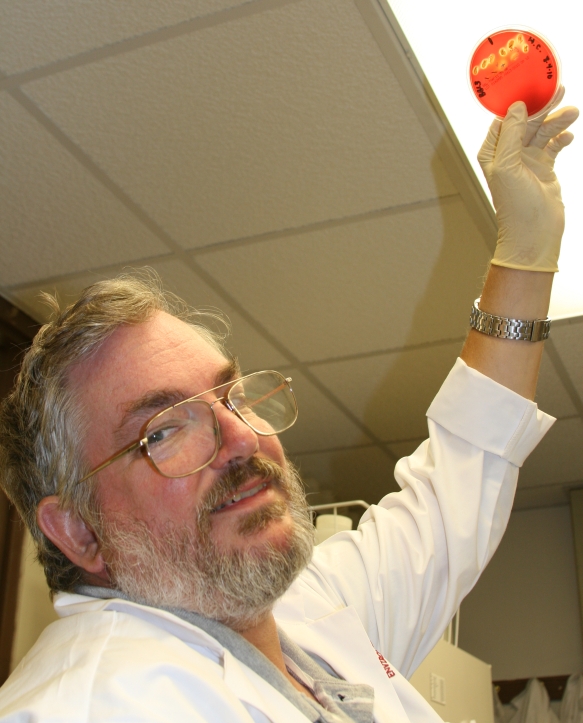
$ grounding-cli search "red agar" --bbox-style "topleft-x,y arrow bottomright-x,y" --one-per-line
469,29 -> 559,117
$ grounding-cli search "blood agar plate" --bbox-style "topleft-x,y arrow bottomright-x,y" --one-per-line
469,28 -> 561,117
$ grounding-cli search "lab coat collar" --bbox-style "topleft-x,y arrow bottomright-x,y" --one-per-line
278,605 -> 412,723
54,591 -> 439,723
54,591 -> 225,657
54,592 -> 321,722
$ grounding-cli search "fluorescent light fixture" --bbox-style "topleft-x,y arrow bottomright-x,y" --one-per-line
384,0 -> 582,319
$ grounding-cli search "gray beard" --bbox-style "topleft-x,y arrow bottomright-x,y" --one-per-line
97,457 -> 315,631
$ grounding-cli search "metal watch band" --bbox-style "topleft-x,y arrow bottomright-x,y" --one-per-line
469,298 -> 551,342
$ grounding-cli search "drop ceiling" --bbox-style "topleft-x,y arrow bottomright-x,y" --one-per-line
1,0 -> 581,510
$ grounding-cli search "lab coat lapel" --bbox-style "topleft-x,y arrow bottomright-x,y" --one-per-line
102,596 -> 316,722
223,649 -> 318,723
279,606 -> 411,723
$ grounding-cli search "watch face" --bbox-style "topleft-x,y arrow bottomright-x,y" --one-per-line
469,28 -> 560,118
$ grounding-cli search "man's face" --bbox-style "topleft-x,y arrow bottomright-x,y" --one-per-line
69,311 -> 313,626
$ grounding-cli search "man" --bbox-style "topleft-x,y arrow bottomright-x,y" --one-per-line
0,99 -> 578,722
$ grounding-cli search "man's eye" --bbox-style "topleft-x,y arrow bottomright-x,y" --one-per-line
146,425 -> 177,446
231,393 -> 253,413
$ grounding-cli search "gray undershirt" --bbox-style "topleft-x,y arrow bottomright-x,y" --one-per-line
77,585 -> 374,723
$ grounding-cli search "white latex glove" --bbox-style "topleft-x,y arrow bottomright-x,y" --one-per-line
478,91 -> 579,272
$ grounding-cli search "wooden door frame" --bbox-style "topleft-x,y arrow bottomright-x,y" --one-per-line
0,495 -> 25,684
0,298 -> 40,684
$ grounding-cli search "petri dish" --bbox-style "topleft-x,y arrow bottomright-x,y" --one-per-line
468,28 -> 561,118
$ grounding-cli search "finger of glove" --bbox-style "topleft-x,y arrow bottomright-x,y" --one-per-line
492,102 -> 528,174
546,130 -> 575,160
527,106 -> 580,149
477,117 -> 502,172
521,146 -> 557,182
523,85 -> 566,145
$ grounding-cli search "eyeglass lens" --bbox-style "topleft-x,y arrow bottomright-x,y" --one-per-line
144,371 -> 296,477
228,372 -> 297,435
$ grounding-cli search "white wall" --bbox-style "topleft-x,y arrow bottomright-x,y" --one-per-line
10,530 -> 59,671
459,505 -> 583,680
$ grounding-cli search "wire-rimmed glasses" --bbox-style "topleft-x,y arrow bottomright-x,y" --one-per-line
75,370 -> 297,484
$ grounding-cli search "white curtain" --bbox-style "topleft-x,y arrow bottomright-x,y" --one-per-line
560,674 -> 583,723
506,679 -> 559,723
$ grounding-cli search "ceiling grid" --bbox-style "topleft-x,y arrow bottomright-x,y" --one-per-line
1,0 -> 581,508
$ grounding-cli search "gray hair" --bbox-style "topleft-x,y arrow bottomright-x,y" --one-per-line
0,271 -> 229,593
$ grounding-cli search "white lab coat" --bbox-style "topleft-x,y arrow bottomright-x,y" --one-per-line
0,359 -> 554,722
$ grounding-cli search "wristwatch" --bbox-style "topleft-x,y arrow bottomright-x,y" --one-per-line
469,298 -> 551,342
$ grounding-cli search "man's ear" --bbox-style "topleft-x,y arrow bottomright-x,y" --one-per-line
37,496 -> 109,583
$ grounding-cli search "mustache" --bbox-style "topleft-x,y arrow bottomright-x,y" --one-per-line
199,456 -> 288,517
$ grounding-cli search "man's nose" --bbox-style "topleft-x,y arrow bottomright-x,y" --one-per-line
208,400 -> 259,468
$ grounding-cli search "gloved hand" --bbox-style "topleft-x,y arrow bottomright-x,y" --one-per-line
478,90 -> 579,272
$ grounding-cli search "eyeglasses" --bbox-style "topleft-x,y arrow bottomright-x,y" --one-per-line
76,370 -> 298,484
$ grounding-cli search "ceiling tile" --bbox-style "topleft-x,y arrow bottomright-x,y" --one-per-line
8,278 -> 79,322
535,348 -> 579,419
513,485 -> 571,511
23,0 -> 457,249
309,341 -> 462,442
7,258 -> 289,370
1,0 -> 578,516
550,319 -> 583,405
519,418 -> 583,489
0,93 -> 167,286
387,437 -> 426,460
6,269 -> 135,322
278,368 -> 372,455
0,0 -> 251,74
145,258 -> 289,370
197,201 -> 487,361
291,444 -> 398,506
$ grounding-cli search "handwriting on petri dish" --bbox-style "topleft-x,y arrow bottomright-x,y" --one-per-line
468,29 -> 559,117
